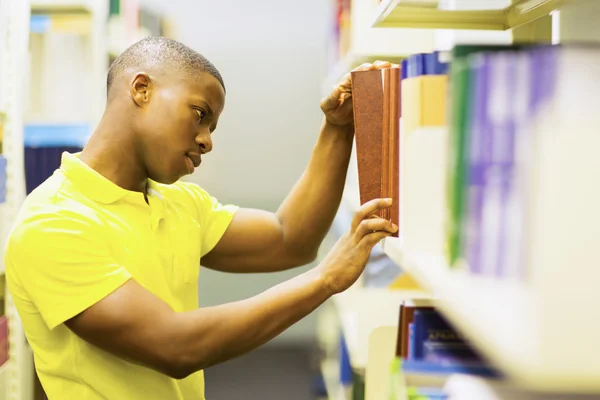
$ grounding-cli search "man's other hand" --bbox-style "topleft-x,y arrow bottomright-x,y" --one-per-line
319,60 -> 395,128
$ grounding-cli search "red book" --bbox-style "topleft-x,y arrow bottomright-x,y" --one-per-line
0,315 -> 8,367
351,67 -> 401,236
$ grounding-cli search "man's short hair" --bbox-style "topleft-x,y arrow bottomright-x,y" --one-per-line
107,36 -> 225,95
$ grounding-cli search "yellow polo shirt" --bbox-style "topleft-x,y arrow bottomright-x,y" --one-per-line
4,152 -> 237,400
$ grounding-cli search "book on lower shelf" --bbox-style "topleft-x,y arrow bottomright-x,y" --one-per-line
390,305 -> 499,399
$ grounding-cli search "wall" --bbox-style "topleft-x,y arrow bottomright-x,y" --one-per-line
140,0 -> 332,345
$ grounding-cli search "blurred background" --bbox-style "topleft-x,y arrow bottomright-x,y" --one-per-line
2,0 -> 600,399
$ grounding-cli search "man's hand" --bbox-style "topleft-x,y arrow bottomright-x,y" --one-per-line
318,198 -> 398,294
320,60 -> 395,128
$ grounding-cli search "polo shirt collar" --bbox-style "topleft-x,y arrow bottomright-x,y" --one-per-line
60,152 -> 148,205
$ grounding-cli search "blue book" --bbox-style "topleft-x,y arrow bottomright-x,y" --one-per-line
407,53 -> 427,78
401,59 -> 408,80
412,311 -> 461,360
424,51 -> 449,75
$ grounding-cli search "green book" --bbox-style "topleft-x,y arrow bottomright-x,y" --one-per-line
109,0 -> 120,16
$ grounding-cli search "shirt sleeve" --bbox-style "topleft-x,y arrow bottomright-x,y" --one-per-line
176,181 -> 238,257
5,211 -> 132,331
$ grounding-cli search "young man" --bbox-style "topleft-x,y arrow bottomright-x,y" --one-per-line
4,37 -> 397,399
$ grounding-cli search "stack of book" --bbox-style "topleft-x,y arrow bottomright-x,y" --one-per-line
389,303 -> 498,399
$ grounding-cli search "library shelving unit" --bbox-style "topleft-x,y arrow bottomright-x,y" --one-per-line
0,0 -> 34,399
318,0 -> 600,399
372,0 -> 569,30
29,0 -> 108,127
323,0 -> 436,95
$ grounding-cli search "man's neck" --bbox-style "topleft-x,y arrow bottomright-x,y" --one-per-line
79,115 -> 148,193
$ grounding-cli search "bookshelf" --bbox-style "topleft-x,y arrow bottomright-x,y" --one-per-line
30,0 -> 95,13
333,287 -> 430,373
28,0 -> 108,127
373,0 -> 570,30
0,0 -> 33,398
319,0 -> 600,398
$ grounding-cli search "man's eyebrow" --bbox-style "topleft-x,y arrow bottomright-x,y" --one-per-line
193,99 -> 214,115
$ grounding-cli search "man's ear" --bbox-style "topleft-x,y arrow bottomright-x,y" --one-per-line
130,72 -> 152,107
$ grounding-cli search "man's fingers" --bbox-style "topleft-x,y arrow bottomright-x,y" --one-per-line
373,60 -> 393,69
360,231 -> 392,248
350,61 -> 394,73
351,198 -> 392,232
355,217 -> 397,239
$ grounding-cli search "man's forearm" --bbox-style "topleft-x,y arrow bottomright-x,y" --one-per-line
276,119 -> 354,259
170,268 -> 331,377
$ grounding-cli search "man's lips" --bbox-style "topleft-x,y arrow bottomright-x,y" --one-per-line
187,153 -> 202,168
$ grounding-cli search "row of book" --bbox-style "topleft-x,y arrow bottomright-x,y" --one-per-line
389,302 -> 498,399
446,44 -> 582,280
350,44 -> 590,281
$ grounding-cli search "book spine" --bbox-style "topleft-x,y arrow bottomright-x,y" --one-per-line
479,52 -> 509,277
464,54 -> 490,274
0,316 -> 8,367
446,60 -> 473,266
390,67 -> 401,236
382,68 -> 391,221
501,52 -> 524,280
408,322 -> 415,360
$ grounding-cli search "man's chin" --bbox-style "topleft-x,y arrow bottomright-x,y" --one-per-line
149,173 -> 181,185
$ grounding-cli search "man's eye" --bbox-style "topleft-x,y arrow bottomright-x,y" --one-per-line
196,109 -> 206,122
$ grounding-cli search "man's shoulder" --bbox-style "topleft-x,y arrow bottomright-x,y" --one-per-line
9,172 -> 105,247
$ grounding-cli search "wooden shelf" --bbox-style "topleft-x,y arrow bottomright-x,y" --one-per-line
30,0 -> 95,14
380,238 -> 600,393
373,0 -> 569,30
